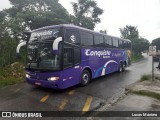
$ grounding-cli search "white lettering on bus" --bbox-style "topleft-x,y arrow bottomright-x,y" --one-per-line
31,30 -> 52,38
85,49 -> 111,57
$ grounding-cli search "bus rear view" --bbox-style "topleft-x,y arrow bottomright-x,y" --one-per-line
16,24 -> 132,89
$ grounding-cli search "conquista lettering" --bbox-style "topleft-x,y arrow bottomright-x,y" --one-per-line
85,49 -> 111,57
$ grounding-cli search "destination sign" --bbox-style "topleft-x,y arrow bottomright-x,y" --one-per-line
29,29 -> 60,43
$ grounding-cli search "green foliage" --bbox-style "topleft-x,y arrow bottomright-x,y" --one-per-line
132,54 -> 143,62
132,38 -> 150,54
5,0 -> 70,39
155,76 -> 160,80
0,62 -> 25,87
99,30 -> 107,34
140,75 -> 151,81
0,40 -> 17,67
132,90 -> 160,100
120,25 -> 139,39
152,38 -> 160,50
71,0 -> 103,30
120,25 -> 149,54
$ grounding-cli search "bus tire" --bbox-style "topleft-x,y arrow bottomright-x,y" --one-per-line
118,63 -> 123,72
122,62 -> 126,71
80,70 -> 91,86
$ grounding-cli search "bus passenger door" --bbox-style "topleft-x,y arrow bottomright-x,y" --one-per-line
61,44 -> 81,88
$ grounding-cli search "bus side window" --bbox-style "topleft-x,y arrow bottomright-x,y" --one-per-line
128,42 -> 132,50
104,36 -> 112,48
81,31 -> 94,47
94,35 -> 104,47
99,35 -> 104,47
118,40 -> 123,49
65,29 -> 80,45
112,38 -> 118,48
123,41 -> 130,49
63,45 -> 73,68
74,47 -> 80,65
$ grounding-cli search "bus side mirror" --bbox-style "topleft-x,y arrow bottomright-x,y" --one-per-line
52,37 -> 62,55
23,31 -> 31,42
16,31 -> 31,58
16,41 -> 27,58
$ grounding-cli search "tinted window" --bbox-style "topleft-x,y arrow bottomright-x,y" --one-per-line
118,40 -> 123,49
128,42 -> 132,49
74,47 -> 80,65
127,42 -> 131,49
112,38 -> 118,48
81,31 -> 94,47
104,36 -> 112,48
94,35 -> 104,47
63,45 -> 73,68
65,29 -> 80,45
123,41 -> 131,49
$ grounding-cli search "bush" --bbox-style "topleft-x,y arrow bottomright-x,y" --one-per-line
0,39 -> 26,67
132,54 -> 143,62
0,62 -> 25,87
140,75 -> 151,81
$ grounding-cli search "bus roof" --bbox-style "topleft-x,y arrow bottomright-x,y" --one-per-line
31,24 -> 131,42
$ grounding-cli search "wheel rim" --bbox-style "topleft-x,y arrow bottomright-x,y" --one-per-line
83,73 -> 89,84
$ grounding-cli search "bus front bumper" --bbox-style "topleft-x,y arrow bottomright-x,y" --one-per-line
26,78 -> 63,89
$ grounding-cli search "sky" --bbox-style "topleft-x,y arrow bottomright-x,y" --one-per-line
0,0 -> 160,42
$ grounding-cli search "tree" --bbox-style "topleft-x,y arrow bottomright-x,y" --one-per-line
71,0 -> 103,30
120,25 -> 149,54
152,38 -> 160,50
120,25 -> 139,40
4,0 -> 70,40
132,38 -> 150,54
99,30 -> 107,34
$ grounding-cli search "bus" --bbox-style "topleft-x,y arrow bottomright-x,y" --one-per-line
16,24 -> 132,89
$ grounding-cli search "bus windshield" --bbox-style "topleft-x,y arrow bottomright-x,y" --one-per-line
27,28 -> 62,71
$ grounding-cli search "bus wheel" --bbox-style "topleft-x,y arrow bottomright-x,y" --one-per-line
122,63 -> 126,71
80,70 -> 91,86
118,63 -> 123,72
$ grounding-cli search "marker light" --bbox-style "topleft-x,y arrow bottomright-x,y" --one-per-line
26,74 -> 31,78
48,77 -> 59,81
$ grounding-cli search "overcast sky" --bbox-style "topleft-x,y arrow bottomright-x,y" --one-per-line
0,0 -> 160,42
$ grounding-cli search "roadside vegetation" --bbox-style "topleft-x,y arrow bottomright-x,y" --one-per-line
155,76 -> 160,80
132,54 -> 144,62
0,62 -> 25,87
127,74 -> 160,101
133,90 -> 160,100
140,74 -> 151,81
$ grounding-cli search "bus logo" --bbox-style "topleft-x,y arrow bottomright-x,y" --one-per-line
70,35 -> 76,43
85,49 -> 111,57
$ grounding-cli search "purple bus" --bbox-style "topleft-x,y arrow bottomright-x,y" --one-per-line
16,24 -> 132,89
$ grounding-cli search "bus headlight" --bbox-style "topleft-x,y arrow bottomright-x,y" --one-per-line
26,74 -> 31,78
48,77 -> 59,81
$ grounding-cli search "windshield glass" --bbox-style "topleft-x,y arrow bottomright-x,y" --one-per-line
27,28 -> 62,70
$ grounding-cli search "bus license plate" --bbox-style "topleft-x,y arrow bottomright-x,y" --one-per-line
35,82 -> 41,86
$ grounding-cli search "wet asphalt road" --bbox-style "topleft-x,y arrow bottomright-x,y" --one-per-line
0,53 -> 153,116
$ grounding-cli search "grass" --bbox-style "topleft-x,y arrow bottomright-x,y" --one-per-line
140,74 -> 151,82
132,54 -> 144,62
132,90 -> 160,100
0,62 -> 25,87
155,76 -> 160,80
0,77 -> 23,86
